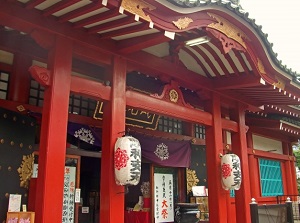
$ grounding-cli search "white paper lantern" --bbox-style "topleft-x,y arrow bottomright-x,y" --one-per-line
221,154 -> 242,190
114,136 -> 141,186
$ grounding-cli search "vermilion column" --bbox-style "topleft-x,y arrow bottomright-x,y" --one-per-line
205,93 -> 228,222
100,56 -> 126,223
231,103 -> 251,223
247,132 -> 260,198
283,161 -> 292,194
8,53 -> 31,103
35,36 -> 72,223
289,157 -> 298,195
248,154 -> 260,198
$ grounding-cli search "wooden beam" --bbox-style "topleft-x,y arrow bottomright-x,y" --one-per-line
117,32 -> 169,54
214,75 -> 264,90
126,89 -> 213,126
70,76 -> 111,101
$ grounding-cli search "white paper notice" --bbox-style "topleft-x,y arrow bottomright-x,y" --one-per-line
8,194 -> 22,212
154,173 -> 174,223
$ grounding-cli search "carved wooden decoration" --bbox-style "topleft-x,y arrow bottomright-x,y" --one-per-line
273,76 -> 286,90
17,153 -> 34,189
29,65 -> 51,87
172,17 -> 193,30
186,168 -> 199,193
121,0 -> 155,22
207,13 -> 249,53
257,58 -> 266,74
151,80 -> 193,108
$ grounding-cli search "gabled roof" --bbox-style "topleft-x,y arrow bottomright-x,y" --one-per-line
0,0 -> 300,138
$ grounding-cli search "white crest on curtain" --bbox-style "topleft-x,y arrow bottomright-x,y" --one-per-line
74,128 -> 95,145
154,143 -> 169,161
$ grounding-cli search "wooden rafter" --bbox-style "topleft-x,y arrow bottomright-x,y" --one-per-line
72,8 -> 120,28
190,45 -> 222,77
99,23 -> 149,39
25,0 -> 46,9
181,47 -> 211,78
42,0 -> 81,17
58,1 -> 105,22
88,16 -> 135,34
201,44 -> 229,76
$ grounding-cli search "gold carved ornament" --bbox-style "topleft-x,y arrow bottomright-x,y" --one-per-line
186,168 -> 199,194
273,76 -> 286,90
169,89 -> 179,103
121,0 -> 155,22
207,12 -> 249,50
173,17 -> 193,30
257,58 -> 266,74
17,153 -> 34,189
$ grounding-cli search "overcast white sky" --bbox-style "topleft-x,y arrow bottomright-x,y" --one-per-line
239,0 -> 300,73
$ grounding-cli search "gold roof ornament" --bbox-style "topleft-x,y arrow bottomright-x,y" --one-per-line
121,0 -> 155,22
207,12 -> 249,50
257,58 -> 266,74
172,17 -> 193,30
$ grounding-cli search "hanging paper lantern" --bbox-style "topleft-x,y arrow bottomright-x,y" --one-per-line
221,154 -> 242,190
114,136 -> 141,186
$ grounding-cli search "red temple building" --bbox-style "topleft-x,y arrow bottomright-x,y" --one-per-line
0,0 -> 299,223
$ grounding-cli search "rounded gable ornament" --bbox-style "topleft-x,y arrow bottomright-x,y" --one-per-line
169,89 -> 179,103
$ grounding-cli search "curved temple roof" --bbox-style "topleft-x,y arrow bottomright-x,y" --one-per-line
0,0 -> 300,137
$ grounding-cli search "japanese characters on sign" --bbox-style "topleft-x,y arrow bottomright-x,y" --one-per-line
221,154 -> 242,190
62,166 -> 76,223
114,136 -> 141,186
93,101 -> 160,130
154,173 -> 174,223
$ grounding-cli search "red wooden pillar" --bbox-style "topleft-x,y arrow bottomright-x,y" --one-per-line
35,36 -> 72,223
289,157 -> 298,195
100,56 -> 126,223
248,154 -> 260,198
283,161 -> 292,194
247,131 -> 260,198
8,53 -> 31,103
230,103 -> 251,223
205,93 -> 228,222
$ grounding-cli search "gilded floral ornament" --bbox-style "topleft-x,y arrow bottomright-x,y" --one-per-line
273,76 -> 286,90
257,58 -> 266,74
172,17 -> 193,30
121,0 -> 156,22
169,89 -> 179,103
17,153 -> 34,189
207,13 -> 249,51
186,168 -> 199,193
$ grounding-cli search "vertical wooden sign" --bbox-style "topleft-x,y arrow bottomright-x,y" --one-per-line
154,173 -> 174,223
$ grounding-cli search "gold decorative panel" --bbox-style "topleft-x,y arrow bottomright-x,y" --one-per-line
207,13 -> 249,50
173,17 -> 193,30
186,168 -> 199,193
121,0 -> 155,22
257,58 -> 266,74
17,153 -> 34,189
273,76 -> 286,90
